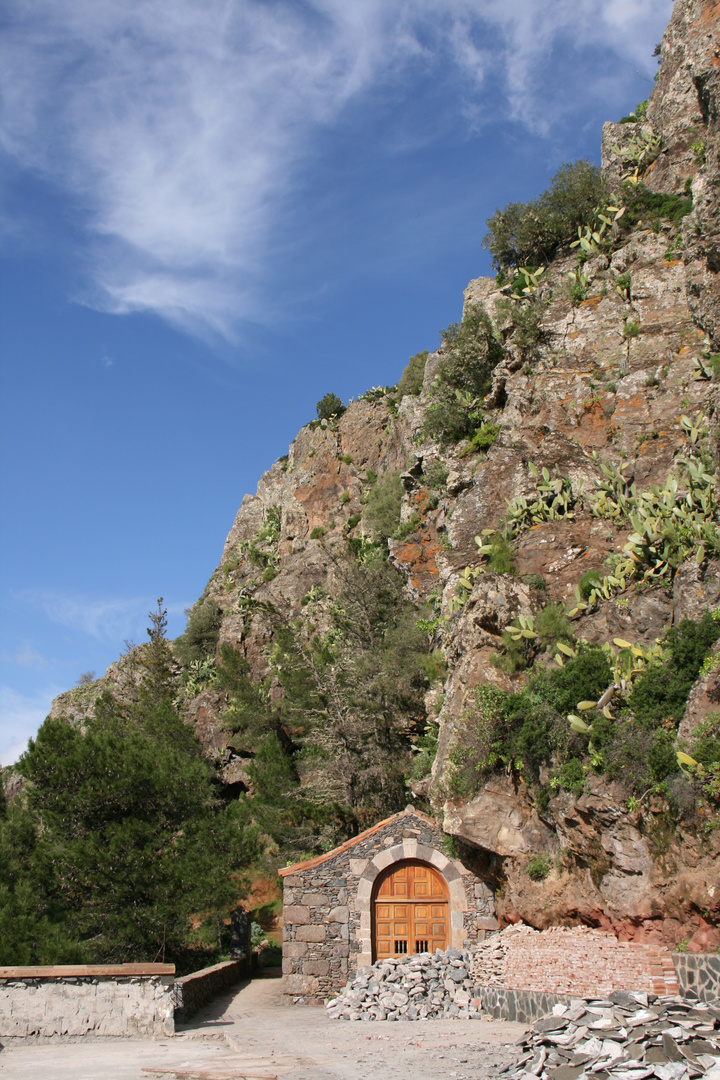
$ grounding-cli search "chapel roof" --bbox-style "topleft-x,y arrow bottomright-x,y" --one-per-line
278,805 -> 437,877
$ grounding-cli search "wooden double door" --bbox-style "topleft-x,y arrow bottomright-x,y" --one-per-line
373,860 -> 449,960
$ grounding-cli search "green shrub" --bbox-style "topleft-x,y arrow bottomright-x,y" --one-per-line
486,535 -> 515,574
629,613 -> 720,727
262,566 -> 276,583
338,454 -> 352,465
615,271 -> 632,300
689,712 -> 720,769
522,573 -> 546,591
344,513 -> 362,533
604,727 -> 654,792
309,526 -> 326,540
395,513 -> 421,541
511,299 -> 546,351
619,182 -> 692,230
422,460 -> 448,490
423,305 -> 504,444
535,603 -> 574,650
706,355 -> 720,380
483,160 -> 606,270
173,599 -> 222,666
691,139 -> 706,166
398,351 -> 428,398
578,570 -> 603,600
589,712 -> 616,750
316,393 -> 345,421
648,730 -> 679,783
491,633 -> 531,674
446,685 -> 511,794
505,697 -> 567,775
411,722 -> 438,781
493,296 -> 546,354
526,854 -> 551,881
559,757 -> 585,795
619,100 -> 648,123
363,472 -> 404,542
567,275 -> 590,306
538,646 -> 613,717
534,785 -> 550,815
469,423 -> 500,452
341,492 -> 350,505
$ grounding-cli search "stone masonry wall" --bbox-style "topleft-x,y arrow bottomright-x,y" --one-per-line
673,951 -> 720,1002
280,808 -> 496,1005
173,959 -> 246,1020
0,965 -> 175,1038
502,926 -> 680,998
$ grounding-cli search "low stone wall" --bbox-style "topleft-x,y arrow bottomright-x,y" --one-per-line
173,960 -> 246,1020
476,986 -> 575,1023
0,964 -> 175,1038
673,951 -> 720,1002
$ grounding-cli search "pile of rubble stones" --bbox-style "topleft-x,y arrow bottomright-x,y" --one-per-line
326,929 -> 528,1021
326,948 -> 480,1021
507,991 -> 720,1080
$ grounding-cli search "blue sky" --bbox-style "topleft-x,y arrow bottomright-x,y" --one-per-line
0,0 -> 673,764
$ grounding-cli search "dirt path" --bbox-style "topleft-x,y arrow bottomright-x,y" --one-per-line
0,970 -> 526,1080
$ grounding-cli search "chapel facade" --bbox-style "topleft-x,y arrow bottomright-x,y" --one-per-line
279,805 -> 498,1005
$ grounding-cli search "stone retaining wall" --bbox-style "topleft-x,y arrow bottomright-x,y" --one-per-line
474,987 -> 576,1023
673,952 -> 720,1002
0,964 -> 175,1038
173,960 -> 246,1020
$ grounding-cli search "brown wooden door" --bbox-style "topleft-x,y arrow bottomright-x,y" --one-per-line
373,861 -> 448,960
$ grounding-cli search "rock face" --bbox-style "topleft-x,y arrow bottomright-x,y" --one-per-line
48,0 -> 720,950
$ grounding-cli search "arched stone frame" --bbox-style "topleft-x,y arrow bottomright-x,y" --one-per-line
353,840 -> 468,968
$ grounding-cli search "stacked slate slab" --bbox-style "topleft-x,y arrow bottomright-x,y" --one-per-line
507,991 -> 720,1080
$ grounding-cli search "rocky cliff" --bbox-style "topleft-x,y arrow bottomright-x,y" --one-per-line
49,0 -> 720,951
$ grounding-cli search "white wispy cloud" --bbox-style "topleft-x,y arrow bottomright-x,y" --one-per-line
19,590 -> 187,643
0,684 -> 61,766
7,646 -> 47,667
0,0 -> 672,338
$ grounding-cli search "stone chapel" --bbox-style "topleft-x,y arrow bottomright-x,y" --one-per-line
279,805 -> 498,1005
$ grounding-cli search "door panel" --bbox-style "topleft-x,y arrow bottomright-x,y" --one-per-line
373,862 -> 448,960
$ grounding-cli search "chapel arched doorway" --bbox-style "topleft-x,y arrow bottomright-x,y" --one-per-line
372,860 -> 449,960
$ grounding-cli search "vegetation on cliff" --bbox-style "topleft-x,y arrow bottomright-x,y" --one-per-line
214,550 -> 440,849
482,160 -> 607,270
444,614 -> 720,818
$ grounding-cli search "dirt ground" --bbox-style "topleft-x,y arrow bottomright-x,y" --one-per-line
0,969 -> 527,1080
